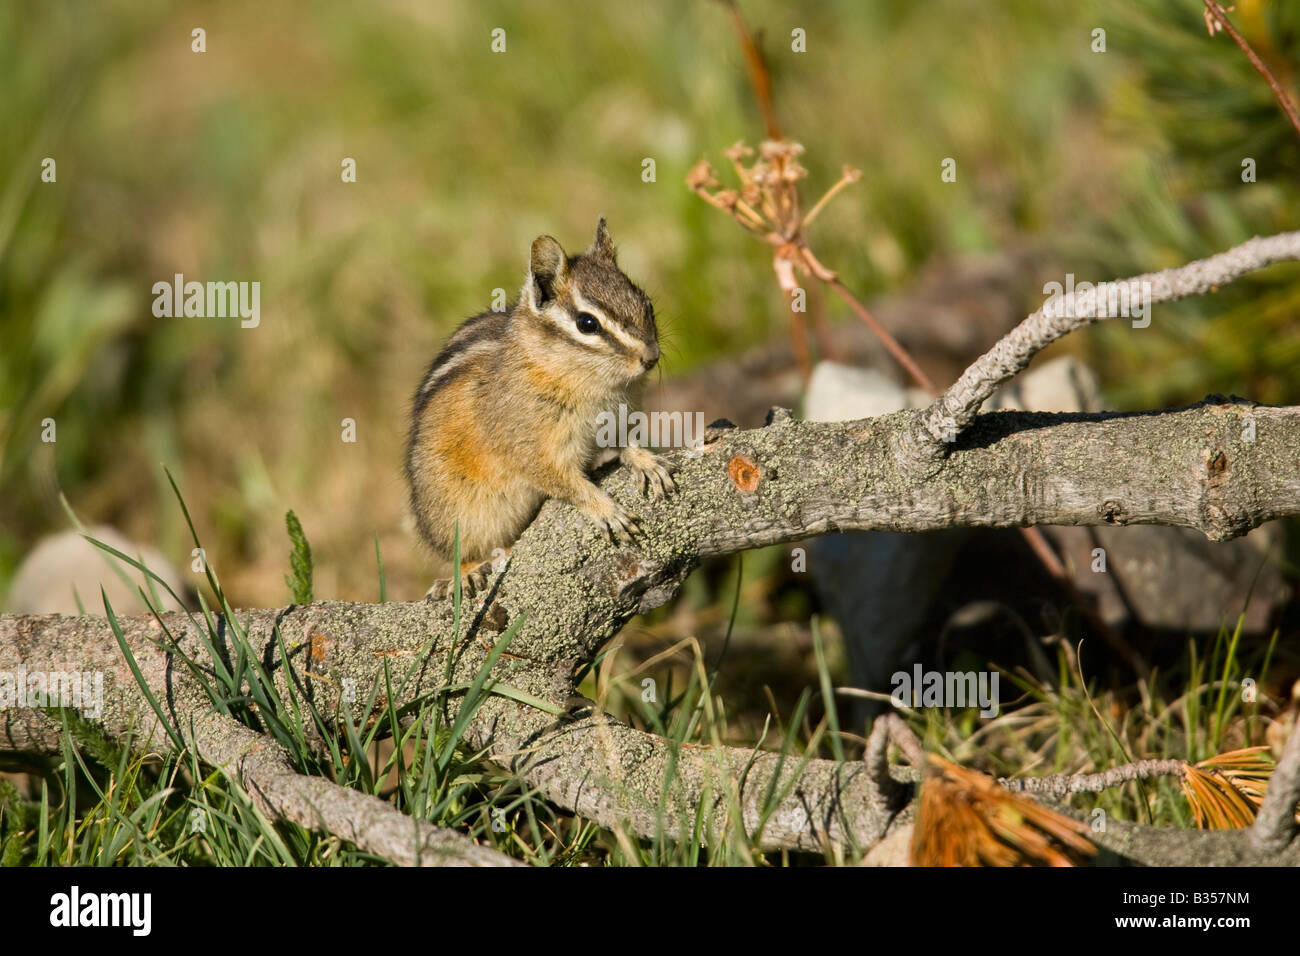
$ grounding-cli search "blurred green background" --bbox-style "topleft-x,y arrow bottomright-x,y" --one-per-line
2,0 -> 1298,610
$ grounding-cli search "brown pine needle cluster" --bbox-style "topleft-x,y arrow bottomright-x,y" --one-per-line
912,756 -> 1097,867
1180,746 -> 1296,830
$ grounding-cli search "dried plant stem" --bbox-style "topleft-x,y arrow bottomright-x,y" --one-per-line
826,277 -> 937,396
806,280 -> 840,361
715,0 -> 782,140
788,293 -> 812,379
802,167 -> 863,228
1203,0 -> 1300,143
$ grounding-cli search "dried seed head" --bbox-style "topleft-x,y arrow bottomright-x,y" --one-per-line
686,159 -> 719,191
782,161 -> 809,182
723,140 -> 754,162
760,139 -> 804,161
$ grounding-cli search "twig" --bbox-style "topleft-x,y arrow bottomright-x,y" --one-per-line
999,759 -> 1185,797
916,230 -> 1300,454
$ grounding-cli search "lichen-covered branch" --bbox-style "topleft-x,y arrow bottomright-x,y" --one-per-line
496,707 -> 900,853
0,610 -> 519,866
185,714 -> 520,867
4,391 -> 1298,862
999,759 -> 1186,797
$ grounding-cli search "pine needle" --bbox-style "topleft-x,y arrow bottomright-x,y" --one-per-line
913,756 -> 1096,867
1180,745 -> 1293,829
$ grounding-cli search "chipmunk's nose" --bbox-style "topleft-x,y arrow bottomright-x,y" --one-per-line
641,343 -> 660,371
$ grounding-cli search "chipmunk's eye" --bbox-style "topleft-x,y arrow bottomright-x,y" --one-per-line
575,312 -> 601,334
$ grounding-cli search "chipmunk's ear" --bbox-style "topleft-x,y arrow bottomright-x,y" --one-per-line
587,217 -> 617,264
527,235 -> 568,308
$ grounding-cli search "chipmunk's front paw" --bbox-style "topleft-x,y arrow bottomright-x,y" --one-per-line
638,455 -> 678,499
603,505 -> 644,545
585,497 -> 643,546
622,447 -> 678,499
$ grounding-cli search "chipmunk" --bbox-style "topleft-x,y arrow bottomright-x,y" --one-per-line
405,219 -> 677,596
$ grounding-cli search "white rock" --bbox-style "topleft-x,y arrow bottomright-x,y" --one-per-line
6,526 -> 189,616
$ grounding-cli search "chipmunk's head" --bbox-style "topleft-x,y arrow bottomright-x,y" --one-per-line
518,219 -> 659,385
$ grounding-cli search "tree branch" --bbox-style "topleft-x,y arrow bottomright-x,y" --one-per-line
502,707 -> 900,853
1250,720 -> 1300,854
6,231 -> 1300,863
188,714 -> 520,867
915,230 -> 1300,458
999,759 -> 1185,797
